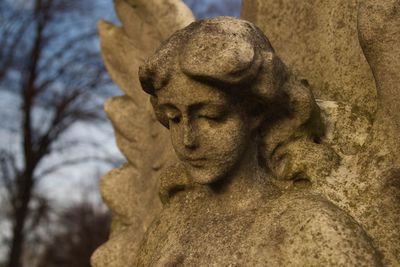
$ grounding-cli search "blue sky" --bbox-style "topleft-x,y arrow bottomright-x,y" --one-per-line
183,0 -> 241,18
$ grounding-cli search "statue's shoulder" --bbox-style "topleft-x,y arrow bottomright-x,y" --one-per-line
251,191 -> 384,266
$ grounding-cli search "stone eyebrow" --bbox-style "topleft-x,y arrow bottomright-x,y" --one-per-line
188,102 -> 227,114
188,102 -> 207,113
157,102 -> 179,110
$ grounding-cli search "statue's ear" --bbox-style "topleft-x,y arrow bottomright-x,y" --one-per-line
150,96 -> 169,128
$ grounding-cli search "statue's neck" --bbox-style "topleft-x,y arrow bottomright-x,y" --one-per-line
206,141 -> 279,210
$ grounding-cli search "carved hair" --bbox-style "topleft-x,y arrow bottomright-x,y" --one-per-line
139,17 -> 332,182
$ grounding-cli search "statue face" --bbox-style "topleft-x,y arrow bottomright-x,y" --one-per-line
156,75 -> 252,184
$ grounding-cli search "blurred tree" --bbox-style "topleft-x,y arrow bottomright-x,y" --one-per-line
35,201 -> 110,267
0,0 -> 115,266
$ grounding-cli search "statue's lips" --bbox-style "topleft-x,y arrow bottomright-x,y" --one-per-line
182,157 -> 207,167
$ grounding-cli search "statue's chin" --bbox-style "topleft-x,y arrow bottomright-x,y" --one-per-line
183,163 -> 226,185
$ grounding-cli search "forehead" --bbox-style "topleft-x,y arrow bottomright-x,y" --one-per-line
156,74 -> 231,107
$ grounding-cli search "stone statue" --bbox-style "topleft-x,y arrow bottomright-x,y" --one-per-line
92,1 -> 400,266
133,17 -> 381,266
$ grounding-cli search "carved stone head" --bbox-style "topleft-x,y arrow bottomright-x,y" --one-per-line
139,17 -> 326,185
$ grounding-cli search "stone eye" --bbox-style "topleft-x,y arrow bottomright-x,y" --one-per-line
166,111 -> 181,124
163,107 -> 181,124
198,113 -> 226,122
200,115 -> 219,121
169,115 -> 181,124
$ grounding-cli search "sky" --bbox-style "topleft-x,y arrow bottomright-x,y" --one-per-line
183,0 -> 241,18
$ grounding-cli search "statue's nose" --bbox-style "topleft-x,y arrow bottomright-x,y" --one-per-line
182,120 -> 198,149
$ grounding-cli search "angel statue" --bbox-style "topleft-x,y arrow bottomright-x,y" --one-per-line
92,1 -> 400,266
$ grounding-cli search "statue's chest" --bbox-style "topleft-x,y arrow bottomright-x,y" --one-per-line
135,194 -> 264,266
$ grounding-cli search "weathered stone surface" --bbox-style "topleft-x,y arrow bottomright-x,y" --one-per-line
94,0 -> 400,265
356,1 -> 400,264
242,0 -> 400,265
136,187 -> 382,266
241,0 -> 377,117
91,165 -> 161,267
132,17 -> 383,266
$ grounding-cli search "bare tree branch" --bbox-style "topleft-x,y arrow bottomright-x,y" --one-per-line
36,156 -> 117,179
0,150 -> 19,207
0,12 -> 33,81
0,1 -> 114,266
36,31 -> 97,74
